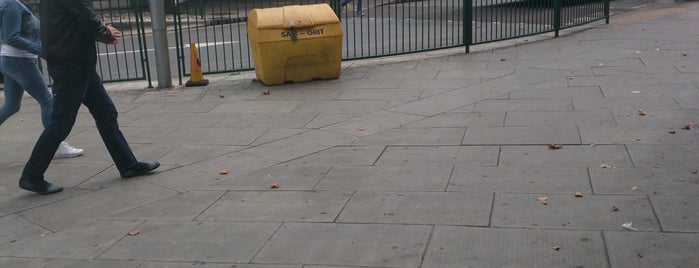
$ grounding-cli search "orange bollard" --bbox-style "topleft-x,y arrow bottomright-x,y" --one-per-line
185,43 -> 209,87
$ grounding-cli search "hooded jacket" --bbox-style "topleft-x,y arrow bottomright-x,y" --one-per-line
38,0 -> 112,68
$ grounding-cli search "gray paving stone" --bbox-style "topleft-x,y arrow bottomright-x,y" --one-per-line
68,126 -> 177,145
304,113 -> 362,129
18,181 -> 176,231
337,192 -> 492,225
0,142 -> 42,162
251,129 -> 309,145
509,86 -> 604,99
627,144 -> 699,167
255,87 -> 342,100
134,87 -> 205,102
612,108 -> 699,126
216,113 -> 318,128
283,146 -> 384,166
598,83 -> 695,98
0,214 -> 49,246
197,190 -> 352,222
210,101 -> 300,113
387,93 -> 480,116
499,145 -> 633,167
40,162 -> 113,188
145,152 -> 279,191
301,78 -> 403,89
437,68 -> 515,79
504,110 -> 617,126
315,166 -> 451,191
241,130 -> 356,162
363,69 -> 440,79
650,196 -> 699,233
253,223 -> 431,267
605,231 -> 699,268
154,127 -> 267,145
100,221 -> 280,262
423,226 -> 607,268
140,262 -> 301,268
337,88 -> 422,102
580,124 -> 699,145
375,146 -> 499,167
0,258 -> 139,268
293,100 -> 388,114
492,193 -> 660,230
130,101 -> 222,113
448,167 -> 591,193
110,190 -> 225,221
156,145 -> 246,166
674,94 -> 699,109
0,220 -> 141,259
353,127 -> 465,146
321,111 -> 425,137
590,167 -> 699,195
572,96 -> 681,113
463,126 -> 581,145
474,99 -> 574,112
398,78 -> 481,90
201,165 -> 330,191
127,113 -> 230,127
401,112 -> 505,128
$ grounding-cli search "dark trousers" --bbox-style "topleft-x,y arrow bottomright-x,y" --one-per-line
21,65 -> 137,181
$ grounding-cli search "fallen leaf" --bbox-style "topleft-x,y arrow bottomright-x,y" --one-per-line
669,130 -> 676,134
637,109 -> 647,116
681,123 -> 694,130
681,53 -> 687,56
548,144 -> 563,150
567,77 -> 574,80
357,127 -> 366,131
219,94 -> 225,98
270,183 -> 280,189
263,89 -> 271,95
691,169 -> 698,174
612,206 -> 620,212
524,39 -> 529,41
537,196 -> 549,205
127,230 -> 140,236
636,137 -> 643,141
500,58 -> 506,61
219,168 -> 229,175
574,192 -> 583,198
552,245 -> 561,251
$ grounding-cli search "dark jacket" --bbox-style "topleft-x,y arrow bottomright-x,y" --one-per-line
39,0 -> 112,68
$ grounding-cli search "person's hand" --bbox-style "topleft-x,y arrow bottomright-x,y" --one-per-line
106,24 -> 121,44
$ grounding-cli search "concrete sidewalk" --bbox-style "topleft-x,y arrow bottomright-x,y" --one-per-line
1,0 -> 698,266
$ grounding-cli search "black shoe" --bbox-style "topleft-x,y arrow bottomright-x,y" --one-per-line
121,161 -> 160,178
19,179 -> 63,195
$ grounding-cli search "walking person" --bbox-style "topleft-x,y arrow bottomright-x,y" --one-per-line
0,0 -> 83,158
18,0 -> 160,194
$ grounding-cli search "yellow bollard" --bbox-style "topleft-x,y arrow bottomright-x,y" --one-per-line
185,43 -> 209,87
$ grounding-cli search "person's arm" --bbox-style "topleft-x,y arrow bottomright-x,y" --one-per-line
0,4 -> 41,54
54,0 -> 114,43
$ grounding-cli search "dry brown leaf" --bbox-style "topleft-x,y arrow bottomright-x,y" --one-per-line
552,245 -> 561,251
548,144 -> 563,150
127,230 -> 140,236
263,89 -> 271,95
219,94 -> 225,98
636,137 -> 642,141
669,130 -> 676,134
681,53 -> 688,56
612,206 -> 620,212
691,169 -> 698,175
681,123 -> 694,130
357,127 -> 366,131
500,58 -> 506,61
537,196 -> 549,205
270,183 -> 280,189
637,109 -> 647,116
219,168 -> 229,175
574,192 -> 583,198
567,77 -> 574,80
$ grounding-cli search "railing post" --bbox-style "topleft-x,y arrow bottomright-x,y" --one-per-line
553,0 -> 561,37
464,0 -> 472,53
604,0 -> 610,24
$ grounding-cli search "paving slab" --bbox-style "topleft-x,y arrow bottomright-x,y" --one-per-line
209,101 -> 300,114
580,124 -> 699,145
0,214 -> 49,245
508,86 -> 604,99
197,190 -> 352,222
126,112 -> 230,127
375,145 -> 499,167
109,190 -> 226,221
627,144 -> 699,167
590,166 -> 699,195
605,231 -> 699,268
463,126 -> 581,145
650,196 -> 699,232
474,99 -> 574,112
156,145 -> 247,166
503,110 -> 617,126
0,220 -> 141,259
337,191 -> 492,225
153,127 -> 267,145
400,112 -> 505,128
0,257 -> 140,268
492,193 -> 660,231
448,166 -> 591,193
293,100 -> 388,114
201,164 -> 330,191
130,101 -> 222,113
422,226 -> 608,268
99,221 -> 280,262
254,87 -> 343,100
499,145 -> 633,168
140,262 -> 301,268
352,127 -> 465,146
316,166 -> 451,191
253,223 -> 431,267
304,113 -> 362,129
283,145 -> 384,166
216,113 -> 318,128
241,130 -> 356,162
321,111 -> 425,137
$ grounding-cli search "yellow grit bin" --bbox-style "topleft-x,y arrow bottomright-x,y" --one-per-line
247,4 -> 343,85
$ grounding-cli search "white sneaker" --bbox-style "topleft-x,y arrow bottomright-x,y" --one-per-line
54,142 -> 84,159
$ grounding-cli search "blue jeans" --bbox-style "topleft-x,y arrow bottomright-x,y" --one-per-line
0,56 -> 53,128
21,65 -> 137,181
